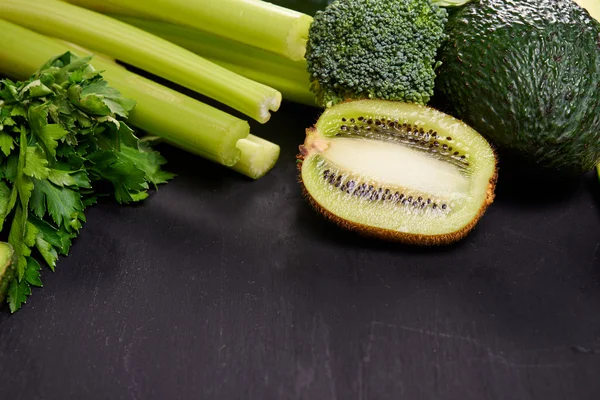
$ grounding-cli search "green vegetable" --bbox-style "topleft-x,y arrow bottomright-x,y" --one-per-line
0,243 -> 15,305
108,14 -> 315,107
435,0 -> 600,176
66,0 -> 314,62
306,0 -> 449,108
231,135 -> 281,179
0,52 -> 173,312
576,0 -> 600,179
0,19 -> 280,179
0,0 -> 282,124
267,0 -> 470,15
67,0 -> 474,110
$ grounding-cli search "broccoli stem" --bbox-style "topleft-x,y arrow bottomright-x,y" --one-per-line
108,14 -> 316,107
0,0 -> 282,124
0,19 -> 280,178
66,0 -> 313,62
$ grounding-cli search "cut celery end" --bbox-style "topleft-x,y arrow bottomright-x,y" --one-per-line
232,135 -> 281,180
108,15 -> 316,107
0,19 -> 249,167
0,0 -> 282,124
66,0 -> 313,61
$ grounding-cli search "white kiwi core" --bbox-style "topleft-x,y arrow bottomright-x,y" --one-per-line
324,137 -> 471,198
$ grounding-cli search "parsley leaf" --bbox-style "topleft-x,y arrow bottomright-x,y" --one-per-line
8,205 -> 32,280
88,149 -> 150,204
23,146 -> 50,180
0,52 -> 173,312
31,179 -> 83,230
24,257 -> 43,288
7,277 -> 31,314
47,169 -> 77,187
0,132 -> 14,157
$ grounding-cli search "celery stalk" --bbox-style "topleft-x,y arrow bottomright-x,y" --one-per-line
214,61 -> 315,107
0,18 -> 279,176
0,0 -> 282,124
96,61 -> 249,167
110,15 -> 306,72
110,15 -> 316,106
66,0 -> 313,62
59,43 -> 282,178
233,135 -> 281,180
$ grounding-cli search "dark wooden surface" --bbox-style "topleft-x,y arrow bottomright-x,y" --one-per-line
0,100 -> 599,400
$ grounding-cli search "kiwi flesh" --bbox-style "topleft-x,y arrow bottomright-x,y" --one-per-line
298,100 -> 497,246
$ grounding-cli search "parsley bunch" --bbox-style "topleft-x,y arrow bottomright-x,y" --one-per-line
0,52 -> 173,312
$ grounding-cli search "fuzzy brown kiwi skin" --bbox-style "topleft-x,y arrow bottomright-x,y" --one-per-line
297,128 -> 499,247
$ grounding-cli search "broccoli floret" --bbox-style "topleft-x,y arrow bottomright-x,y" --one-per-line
305,0 -> 448,108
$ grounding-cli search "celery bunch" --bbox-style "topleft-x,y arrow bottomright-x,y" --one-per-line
110,15 -> 316,107
67,0 -> 314,62
64,0 -> 316,107
0,19 -> 280,180
0,0 -> 282,124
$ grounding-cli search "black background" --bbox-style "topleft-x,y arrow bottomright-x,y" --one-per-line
0,98 -> 599,400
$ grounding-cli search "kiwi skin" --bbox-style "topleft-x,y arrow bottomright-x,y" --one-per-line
297,127 -> 499,246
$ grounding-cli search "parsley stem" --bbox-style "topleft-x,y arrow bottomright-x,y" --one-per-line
66,0 -> 314,62
107,15 -> 316,107
0,19 -> 280,174
0,0 -> 282,124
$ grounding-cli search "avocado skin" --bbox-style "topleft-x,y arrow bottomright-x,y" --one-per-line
435,0 -> 600,176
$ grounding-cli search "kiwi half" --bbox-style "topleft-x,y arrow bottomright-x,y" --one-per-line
298,100 -> 497,246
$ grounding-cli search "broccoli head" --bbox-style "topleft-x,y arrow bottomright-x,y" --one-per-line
305,0 -> 448,108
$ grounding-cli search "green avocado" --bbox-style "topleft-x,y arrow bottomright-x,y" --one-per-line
0,242 -> 15,305
435,0 -> 600,176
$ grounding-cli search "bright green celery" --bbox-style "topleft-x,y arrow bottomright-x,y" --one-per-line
63,43 -> 281,179
0,19 -> 280,178
232,136 -> 282,180
0,0 -> 282,124
111,15 -> 316,107
66,0 -> 313,62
